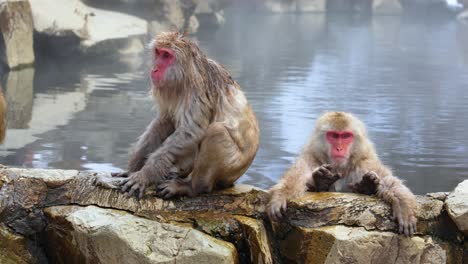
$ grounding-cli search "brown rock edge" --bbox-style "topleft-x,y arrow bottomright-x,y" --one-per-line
0,167 -> 466,263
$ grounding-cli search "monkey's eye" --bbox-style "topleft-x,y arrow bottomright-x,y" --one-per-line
163,51 -> 171,59
342,132 -> 353,139
328,132 -> 340,139
155,49 -> 160,55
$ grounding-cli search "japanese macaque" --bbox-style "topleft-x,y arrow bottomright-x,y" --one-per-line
112,32 -> 259,199
268,112 -> 417,236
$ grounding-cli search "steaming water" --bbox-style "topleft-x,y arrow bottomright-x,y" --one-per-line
2,10 -> 468,194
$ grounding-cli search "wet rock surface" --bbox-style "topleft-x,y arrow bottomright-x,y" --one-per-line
0,167 -> 466,263
0,0 -> 35,69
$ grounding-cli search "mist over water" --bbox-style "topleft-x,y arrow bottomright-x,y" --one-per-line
1,7 -> 468,194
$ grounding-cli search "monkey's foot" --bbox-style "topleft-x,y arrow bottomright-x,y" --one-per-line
111,171 -> 129,178
120,172 -> 150,199
351,171 -> 380,195
311,165 -> 340,192
156,179 -> 190,199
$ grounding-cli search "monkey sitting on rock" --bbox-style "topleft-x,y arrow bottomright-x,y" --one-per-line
268,112 -> 417,236
112,32 -> 259,200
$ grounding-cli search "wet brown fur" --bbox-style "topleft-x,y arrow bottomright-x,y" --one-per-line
117,32 -> 259,199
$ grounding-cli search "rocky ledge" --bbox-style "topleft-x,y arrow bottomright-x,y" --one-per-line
0,167 -> 466,263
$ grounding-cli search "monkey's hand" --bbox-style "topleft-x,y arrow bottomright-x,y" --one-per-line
350,171 -> 380,195
267,195 -> 287,222
120,171 -> 152,199
310,165 -> 340,192
393,199 -> 417,236
111,171 -> 130,177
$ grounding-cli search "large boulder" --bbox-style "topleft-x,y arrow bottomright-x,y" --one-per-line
445,180 -> 468,235
0,0 -> 35,69
44,205 -> 238,264
280,225 -> 447,263
29,0 -> 147,55
0,167 -> 466,263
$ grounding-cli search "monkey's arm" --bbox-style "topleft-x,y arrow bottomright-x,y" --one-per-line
268,155 -> 318,220
127,117 -> 175,172
113,117 -> 174,178
363,163 -> 417,236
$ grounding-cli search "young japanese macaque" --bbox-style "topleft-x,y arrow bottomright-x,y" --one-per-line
112,32 -> 259,200
268,112 -> 417,236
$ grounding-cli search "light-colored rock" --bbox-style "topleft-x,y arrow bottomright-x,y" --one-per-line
0,224 -> 36,264
457,9 -> 468,21
373,0 -> 403,15
44,205 -> 238,264
287,192 -> 444,234
262,0 -> 326,13
0,0 -> 35,69
187,15 -> 200,34
281,225 -> 447,264
445,179 -> 468,235
296,0 -> 326,12
263,0 -> 296,13
29,0 -> 147,55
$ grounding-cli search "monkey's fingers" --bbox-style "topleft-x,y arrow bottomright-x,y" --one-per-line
121,179 -> 134,192
127,184 -> 141,198
322,164 -> 333,171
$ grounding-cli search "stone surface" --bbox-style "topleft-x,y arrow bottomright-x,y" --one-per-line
286,192 -> 444,234
445,180 -> 468,235
280,225 -> 447,263
373,0 -> 403,14
0,0 -> 35,69
0,224 -> 36,264
44,205 -> 238,264
457,9 -> 468,20
262,0 -> 326,13
29,0 -> 147,55
234,215 -> 273,264
0,167 -> 466,263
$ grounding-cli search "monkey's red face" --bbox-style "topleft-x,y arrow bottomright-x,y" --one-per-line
326,130 -> 354,163
151,47 -> 175,83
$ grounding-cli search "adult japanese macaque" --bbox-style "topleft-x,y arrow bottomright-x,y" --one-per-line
268,112 -> 417,236
112,32 -> 259,199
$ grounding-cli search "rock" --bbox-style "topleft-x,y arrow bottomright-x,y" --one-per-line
234,216 -> 273,264
373,0 -> 403,15
445,180 -> 468,235
285,192 -> 445,234
262,0 -> 296,13
457,9 -> 468,21
0,224 -> 36,264
296,0 -> 326,12
261,0 -> 325,13
280,225 -> 447,263
0,168 -> 466,263
0,0 -> 35,69
29,0 -> 147,55
44,205 -> 238,264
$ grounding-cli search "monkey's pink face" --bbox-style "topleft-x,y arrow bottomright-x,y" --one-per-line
151,47 -> 175,83
326,130 -> 354,163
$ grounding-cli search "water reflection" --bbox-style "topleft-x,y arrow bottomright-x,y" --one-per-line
1,10 -> 468,194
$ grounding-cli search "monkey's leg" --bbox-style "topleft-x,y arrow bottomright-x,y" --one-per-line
157,123 -> 250,199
